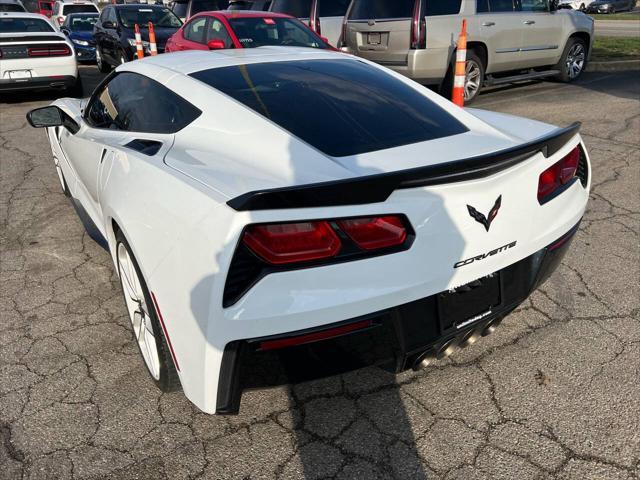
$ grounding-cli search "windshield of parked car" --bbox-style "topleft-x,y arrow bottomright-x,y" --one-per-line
228,17 -> 328,48
61,4 -> 98,14
191,59 -> 468,157
348,0 -> 414,19
0,17 -> 54,31
66,14 -> 98,30
190,0 -> 229,15
0,4 -> 25,11
117,7 -> 182,28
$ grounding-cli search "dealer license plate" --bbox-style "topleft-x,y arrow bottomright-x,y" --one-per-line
9,70 -> 32,80
437,273 -> 501,331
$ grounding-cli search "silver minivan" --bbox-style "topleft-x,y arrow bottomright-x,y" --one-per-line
343,0 -> 594,102
269,0 -> 350,47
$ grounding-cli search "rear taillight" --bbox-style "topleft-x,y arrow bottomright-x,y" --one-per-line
28,45 -> 71,57
410,0 -> 426,49
242,215 -> 409,265
57,16 -> 64,25
243,221 -> 340,265
337,216 -> 407,250
538,145 -> 581,203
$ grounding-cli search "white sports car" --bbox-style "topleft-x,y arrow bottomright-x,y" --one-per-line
27,48 -> 590,414
0,12 -> 80,94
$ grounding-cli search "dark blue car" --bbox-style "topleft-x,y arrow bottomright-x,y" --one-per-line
61,12 -> 99,62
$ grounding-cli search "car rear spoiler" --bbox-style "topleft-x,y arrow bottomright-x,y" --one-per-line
226,122 -> 581,211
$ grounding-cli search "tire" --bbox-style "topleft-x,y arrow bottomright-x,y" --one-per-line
115,230 -> 181,392
442,49 -> 485,105
67,74 -> 83,98
555,37 -> 588,82
96,47 -> 112,73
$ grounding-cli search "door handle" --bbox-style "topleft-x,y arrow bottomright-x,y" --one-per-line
523,20 -> 536,25
482,21 -> 495,26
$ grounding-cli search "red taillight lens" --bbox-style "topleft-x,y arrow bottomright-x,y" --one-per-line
338,216 -> 407,250
28,45 -> 71,57
243,221 -> 341,265
410,0 -> 426,49
538,145 -> 581,202
57,16 -> 64,24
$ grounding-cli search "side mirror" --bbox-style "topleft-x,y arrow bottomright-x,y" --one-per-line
61,27 -> 69,35
549,0 -> 558,11
102,20 -> 114,29
26,106 -> 79,134
207,39 -> 225,50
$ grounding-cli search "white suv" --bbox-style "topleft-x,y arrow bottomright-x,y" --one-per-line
50,0 -> 98,28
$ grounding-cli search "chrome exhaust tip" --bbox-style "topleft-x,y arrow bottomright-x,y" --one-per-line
436,337 -> 460,359
413,350 -> 436,371
482,317 -> 503,337
459,327 -> 481,348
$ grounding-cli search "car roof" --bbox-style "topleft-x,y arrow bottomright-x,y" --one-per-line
0,0 -> 24,4
56,0 -> 96,3
112,4 -> 166,9
65,11 -> 98,15
121,47 -> 348,77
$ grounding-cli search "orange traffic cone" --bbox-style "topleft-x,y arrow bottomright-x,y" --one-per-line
452,19 -> 467,107
134,23 -> 144,60
148,22 -> 157,56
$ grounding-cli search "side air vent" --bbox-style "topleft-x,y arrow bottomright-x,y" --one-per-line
576,145 -> 589,188
125,139 -> 162,156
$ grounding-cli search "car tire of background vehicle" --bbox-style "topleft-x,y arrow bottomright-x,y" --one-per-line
555,37 -> 588,82
68,75 -> 83,98
442,49 -> 485,105
96,47 -> 112,73
115,230 -> 181,392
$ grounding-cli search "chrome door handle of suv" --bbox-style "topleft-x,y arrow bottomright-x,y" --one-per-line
482,21 -> 495,26
523,20 -> 536,25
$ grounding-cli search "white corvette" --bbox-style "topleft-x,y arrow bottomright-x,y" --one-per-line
28,48 -> 590,414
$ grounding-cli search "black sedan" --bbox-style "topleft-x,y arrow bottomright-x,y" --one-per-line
93,4 -> 182,72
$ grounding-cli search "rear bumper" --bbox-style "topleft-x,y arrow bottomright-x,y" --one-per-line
0,74 -> 76,91
216,222 -> 579,414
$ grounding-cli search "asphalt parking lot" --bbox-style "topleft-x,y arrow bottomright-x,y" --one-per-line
1,66 -> 639,479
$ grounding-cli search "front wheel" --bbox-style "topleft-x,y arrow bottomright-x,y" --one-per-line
555,38 -> 587,82
115,231 -> 181,392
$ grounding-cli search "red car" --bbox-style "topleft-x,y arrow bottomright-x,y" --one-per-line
165,11 -> 334,53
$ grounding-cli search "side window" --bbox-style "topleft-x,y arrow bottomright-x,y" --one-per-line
520,0 -> 549,11
488,0 -> 516,11
205,18 -> 232,48
184,16 -> 206,43
426,0 -> 462,16
52,2 -> 59,14
108,8 -> 117,25
86,73 -> 202,133
477,0 -> 489,12
318,0 -> 350,17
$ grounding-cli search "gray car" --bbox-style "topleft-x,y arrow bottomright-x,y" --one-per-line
343,0 -> 595,103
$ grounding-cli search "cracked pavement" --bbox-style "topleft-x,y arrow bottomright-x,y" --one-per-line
1,68 -> 639,479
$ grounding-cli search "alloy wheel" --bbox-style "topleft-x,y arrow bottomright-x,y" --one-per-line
117,242 -> 161,380
566,43 -> 585,79
464,59 -> 482,101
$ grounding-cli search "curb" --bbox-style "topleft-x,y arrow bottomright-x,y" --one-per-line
587,59 -> 640,72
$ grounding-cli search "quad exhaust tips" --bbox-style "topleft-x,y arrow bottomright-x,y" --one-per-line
413,316 -> 503,371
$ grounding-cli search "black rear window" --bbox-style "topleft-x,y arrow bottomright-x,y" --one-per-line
190,0 -> 229,15
0,4 -> 26,12
269,0 -> 312,18
62,4 -> 98,14
0,17 -> 54,32
318,0 -> 350,17
191,59 -> 467,157
348,0 -> 415,20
